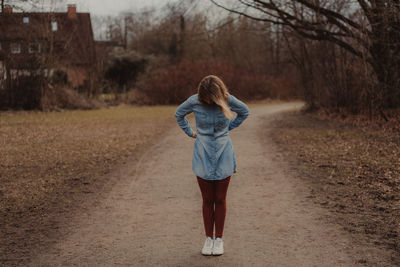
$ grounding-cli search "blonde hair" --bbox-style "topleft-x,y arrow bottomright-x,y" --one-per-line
197,75 -> 235,120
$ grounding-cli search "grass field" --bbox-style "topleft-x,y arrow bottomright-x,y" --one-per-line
0,105 -> 177,262
269,110 -> 400,261
1,105 -> 178,211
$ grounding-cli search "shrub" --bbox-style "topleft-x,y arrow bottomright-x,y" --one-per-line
41,86 -> 104,110
0,76 -> 41,110
135,59 -> 293,105
104,51 -> 149,93
51,70 -> 69,86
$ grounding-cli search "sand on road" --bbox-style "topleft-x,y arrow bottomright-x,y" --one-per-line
30,103 -> 391,266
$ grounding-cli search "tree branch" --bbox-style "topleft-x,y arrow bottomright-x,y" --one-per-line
209,0 -> 287,25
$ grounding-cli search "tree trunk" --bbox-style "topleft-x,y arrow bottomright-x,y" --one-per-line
370,40 -> 400,109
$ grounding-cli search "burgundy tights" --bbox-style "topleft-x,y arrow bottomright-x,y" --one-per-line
197,176 -> 231,238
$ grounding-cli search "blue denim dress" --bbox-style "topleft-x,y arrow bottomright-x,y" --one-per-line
175,94 -> 250,180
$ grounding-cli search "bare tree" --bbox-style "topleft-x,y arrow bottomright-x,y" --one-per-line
211,0 -> 400,109
2,0 -> 39,12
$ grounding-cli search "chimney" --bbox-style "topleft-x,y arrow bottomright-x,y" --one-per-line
67,4 -> 77,20
3,5 -> 13,14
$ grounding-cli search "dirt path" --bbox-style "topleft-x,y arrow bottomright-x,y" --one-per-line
30,103 -> 390,266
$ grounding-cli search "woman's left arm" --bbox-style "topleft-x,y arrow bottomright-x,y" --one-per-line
228,95 -> 250,131
175,96 -> 195,137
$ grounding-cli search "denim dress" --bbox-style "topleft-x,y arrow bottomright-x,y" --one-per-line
175,94 -> 250,180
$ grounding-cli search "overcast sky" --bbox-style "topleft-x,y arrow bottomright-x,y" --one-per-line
71,0 -> 167,16
7,0 -> 186,15
7,0 -> 222,18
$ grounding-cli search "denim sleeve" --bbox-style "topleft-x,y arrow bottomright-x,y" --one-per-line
175,96 -> 194,137
228,95 -> 250,131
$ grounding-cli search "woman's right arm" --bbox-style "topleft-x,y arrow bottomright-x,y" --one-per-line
175,96 -> 195,137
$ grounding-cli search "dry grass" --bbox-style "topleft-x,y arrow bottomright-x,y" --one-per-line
0,104 -> 177,264
269,110 -> 400,263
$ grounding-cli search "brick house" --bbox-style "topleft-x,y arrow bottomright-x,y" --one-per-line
0,4 -> 96,90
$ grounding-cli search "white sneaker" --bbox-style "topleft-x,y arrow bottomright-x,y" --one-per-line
212,237 -> 224,255
201,237 -> 214,255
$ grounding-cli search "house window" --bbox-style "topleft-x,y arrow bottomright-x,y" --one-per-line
23,17 -> 30,23
51,21 -> 58,31
10,69 -> 18,79
29,43 -> 41,53
11,43 -> 21,54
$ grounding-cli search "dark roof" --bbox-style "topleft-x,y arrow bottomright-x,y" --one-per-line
0,11 -> 96,67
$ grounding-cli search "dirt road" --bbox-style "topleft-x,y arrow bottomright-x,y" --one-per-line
30,103 -> 390,266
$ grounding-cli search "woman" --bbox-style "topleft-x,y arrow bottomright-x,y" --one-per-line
175,75 -> 250,256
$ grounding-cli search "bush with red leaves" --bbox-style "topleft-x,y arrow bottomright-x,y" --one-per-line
135,59 -> 296,105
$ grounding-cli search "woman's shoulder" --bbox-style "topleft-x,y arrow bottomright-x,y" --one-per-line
228,94 -> 250,112
187,94 -> 200,104
228,94 -> 240,104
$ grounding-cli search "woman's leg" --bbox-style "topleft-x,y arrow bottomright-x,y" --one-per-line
197,177 -> 216,237
214,176 -> 231,238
